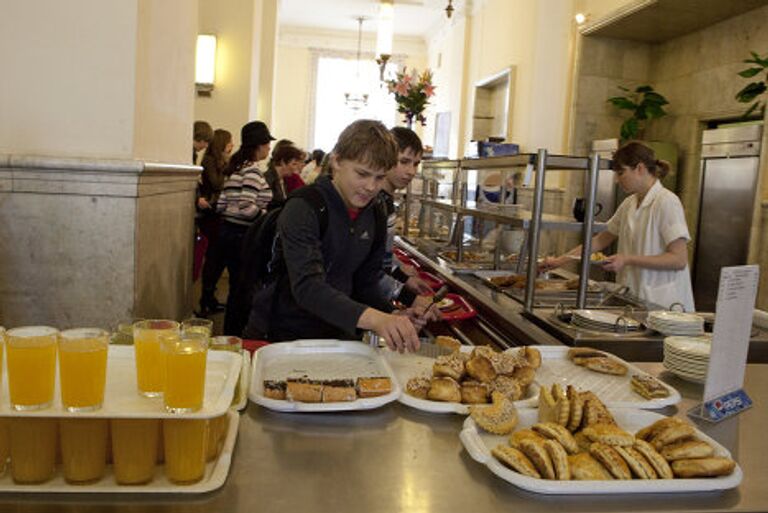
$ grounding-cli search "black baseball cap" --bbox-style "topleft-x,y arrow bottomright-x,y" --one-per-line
241,121 -> 275,146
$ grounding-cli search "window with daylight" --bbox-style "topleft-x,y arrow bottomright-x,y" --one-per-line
312,56 -> 397,152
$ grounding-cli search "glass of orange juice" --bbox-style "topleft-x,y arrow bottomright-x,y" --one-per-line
182,318 -> 213,337
163,419 -> 208,484
110,418 -> 160,485
6,326 -> 58,410
58,328 -> 109,412
205,414 -> 229,461
9,417 -> 58,484
59,418 -> 108,484
162,332 -> 208,413
0,418 -> 9,476
133,320 -> 179,397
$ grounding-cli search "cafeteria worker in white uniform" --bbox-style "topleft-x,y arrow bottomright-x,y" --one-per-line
544,141 -> 695,311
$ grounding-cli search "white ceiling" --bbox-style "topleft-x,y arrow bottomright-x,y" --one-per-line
279,0 -> 451,37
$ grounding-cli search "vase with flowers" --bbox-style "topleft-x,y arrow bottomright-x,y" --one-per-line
387,67 -> 436,128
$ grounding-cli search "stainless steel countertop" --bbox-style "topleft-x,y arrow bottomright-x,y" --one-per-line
2,364 -> 766,512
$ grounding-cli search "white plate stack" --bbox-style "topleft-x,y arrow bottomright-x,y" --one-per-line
663,335 -> 711,383
571,309 -> 642,332
647,311 -> 705,336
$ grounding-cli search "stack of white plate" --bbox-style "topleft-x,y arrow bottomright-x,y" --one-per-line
571,309 -> 641,332
647,311 -> 705,336
663,334 -> 711,383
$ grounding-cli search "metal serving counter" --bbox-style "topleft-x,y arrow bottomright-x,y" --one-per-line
3,364 -> 766,512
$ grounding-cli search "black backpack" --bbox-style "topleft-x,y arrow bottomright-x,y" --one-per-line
224,185 -> 386,338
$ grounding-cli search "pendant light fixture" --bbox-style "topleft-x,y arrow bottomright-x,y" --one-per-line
375,0 -> 394,82
344,16 -> 369,111
445,0 -> 454,18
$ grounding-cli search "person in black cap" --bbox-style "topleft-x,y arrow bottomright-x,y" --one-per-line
199,121 -> 275,316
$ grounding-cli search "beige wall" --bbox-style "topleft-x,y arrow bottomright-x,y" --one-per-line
272,26 -> 427,150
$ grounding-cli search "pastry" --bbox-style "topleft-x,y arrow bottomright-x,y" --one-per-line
512,366 -> 536,387
508,429 -> 547,450
614,446 -> 657,479
543,439 -> 571,480
518,439 -> 556,480
433,353 -> 466,381
470,391 -> 519,435
633,439 -> 674,479
650,422 -> 696,450
589,443 -> 632,480
435,335 -> 462,352
460,380 -> 490,404
582,393 -> 616,427
568,347 -> 606,361
263,380 -> 286,400
427,377 -> 461,402
466,354 -> 497,383
630,374 -> 671,399
566,386 -> 585,432
322,379 -> 357,402
538,384 -> 570,426
531,422 -> 579,455
472,345 -> 497,359
492,445 -> 541,478
581,424 -> 635,447
286,378 -> 323,402
671,457 -> 736,478
489,351 -> 525,376
522,346 -> 542,369
356,377 -> 392,398
568,452 -> 614,481
578,356 -> 628,376
490,375 -> 523,401
574,431 -> 593,453
405,377 -> 431,399
660,440 -> 714,461
635,417 -> 687,442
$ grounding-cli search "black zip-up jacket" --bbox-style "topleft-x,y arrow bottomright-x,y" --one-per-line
266,176 -> 393,341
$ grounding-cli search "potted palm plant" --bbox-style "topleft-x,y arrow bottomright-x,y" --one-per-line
735,51 -> 768,118
607,85 -> 669,141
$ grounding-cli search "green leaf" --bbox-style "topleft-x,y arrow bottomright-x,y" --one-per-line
742,101 -> 761,119
641,92 -> 669,106
620,118 -> 639,141
735,82 -> 768,103
635,85 -> 653,93
607,97 -> 637,110
749,51 -> 768,67
738,67 -> 764,78
618,85 -> 630,92
645,104 -> 667,119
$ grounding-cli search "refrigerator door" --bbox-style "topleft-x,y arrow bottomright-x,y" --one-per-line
693,156 -> 759,311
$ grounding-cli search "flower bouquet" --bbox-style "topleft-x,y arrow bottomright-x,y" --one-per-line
387,67 -> 436,127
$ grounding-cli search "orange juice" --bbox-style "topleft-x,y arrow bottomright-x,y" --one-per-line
110,419 -> 160,485
6,326 -> 58,410
0,418 -> 9,475
205,414 -> 229,461
163,419 -> 208,484
59,328 -> 109,411
59,418 -> 108,484
163,335 -> 208,413
182,318 -> 213,337
133,320 -> 179,397
9,418 -> 57,484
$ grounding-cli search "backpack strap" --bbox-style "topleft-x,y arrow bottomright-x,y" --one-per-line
287,185 -> 329,237
372,194 -> 388,250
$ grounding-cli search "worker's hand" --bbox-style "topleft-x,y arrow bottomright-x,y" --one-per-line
360,309 -> 420,353
399,264 -> 418,277
601,254 -> 630,273
538,255 -> 569,273
197,197 -> 211,210
405,276 -> 433,295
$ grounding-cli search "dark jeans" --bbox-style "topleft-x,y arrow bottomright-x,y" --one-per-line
202,221 -> 247,307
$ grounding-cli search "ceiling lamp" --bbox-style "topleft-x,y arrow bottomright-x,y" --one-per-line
445,0 -> 454,18
344,17 -> 369,111
375,0 -> 394,81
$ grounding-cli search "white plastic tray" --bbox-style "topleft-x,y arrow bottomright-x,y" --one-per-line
460,408 -> 742,494
0,410 -> 240,493
0,346 -> 241,419
534,346 -> 681,409
232,351 -> 250,411
386,346 -> 539,414
249,340 -> 401,412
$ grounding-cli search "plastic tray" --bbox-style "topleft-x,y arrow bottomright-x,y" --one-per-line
460,408 -> 742,494
386,346 -> 539,414
472,270 -> 602,295
232,351 -> 250,411
0,410 -> 240,493
249,340 -> 401,412
533,346 -> 681,409
0,345 -> 241,419
418,271 -> 445,291
438,293 -> 477,321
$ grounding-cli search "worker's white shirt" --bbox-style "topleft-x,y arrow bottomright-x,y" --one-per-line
606,180 -> 696,311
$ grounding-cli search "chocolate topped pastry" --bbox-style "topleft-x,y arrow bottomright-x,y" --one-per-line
322,379 -> 357,402
263,380 -> 287,400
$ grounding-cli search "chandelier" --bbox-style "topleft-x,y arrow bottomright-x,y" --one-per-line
344,16 -> 369,111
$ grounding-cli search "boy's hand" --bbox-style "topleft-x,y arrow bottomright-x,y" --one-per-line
359,308 -> 420,353
405,276 -> 433,295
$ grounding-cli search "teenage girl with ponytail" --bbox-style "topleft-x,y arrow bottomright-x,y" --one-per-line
542,141 -> 695,311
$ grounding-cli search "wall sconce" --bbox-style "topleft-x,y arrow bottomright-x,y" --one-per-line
376,0 -> 394,82
574,12 -> 588,24
195,34 -> 217,96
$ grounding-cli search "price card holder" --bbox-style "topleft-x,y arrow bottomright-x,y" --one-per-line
687,265 -> 759,424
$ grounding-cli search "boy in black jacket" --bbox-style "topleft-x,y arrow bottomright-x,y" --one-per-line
245,120 -> 431,352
